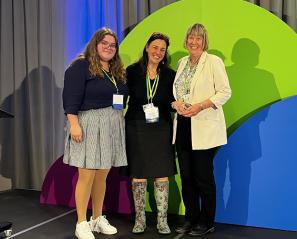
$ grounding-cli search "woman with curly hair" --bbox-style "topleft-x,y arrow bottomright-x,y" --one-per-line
63,28 -> 128,239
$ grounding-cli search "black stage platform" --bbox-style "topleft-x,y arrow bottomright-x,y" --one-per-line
0,190 -> 296,239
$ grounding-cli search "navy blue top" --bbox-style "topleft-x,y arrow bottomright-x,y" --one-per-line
63,59 -> 129,115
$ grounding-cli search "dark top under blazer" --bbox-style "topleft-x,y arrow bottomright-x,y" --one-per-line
125,62 -> 175,121
63,59 -> 129,115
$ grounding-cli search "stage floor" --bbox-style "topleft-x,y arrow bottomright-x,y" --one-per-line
0,190 -> 296,239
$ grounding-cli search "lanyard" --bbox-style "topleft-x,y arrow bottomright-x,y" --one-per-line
101,68 -> 118,94
146,73 -> 159,103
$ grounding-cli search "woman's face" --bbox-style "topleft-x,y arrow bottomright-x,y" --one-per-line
97,35 -> 117,62
186,34 -> 204,56
146,39 -> 167,65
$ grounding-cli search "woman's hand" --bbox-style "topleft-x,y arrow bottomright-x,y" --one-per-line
70,124 -> 83,143
183,103 -> 203,117
172,101 -> 187,115
67,114 -> 83,143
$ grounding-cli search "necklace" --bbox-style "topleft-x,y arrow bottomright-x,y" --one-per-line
189,56 -> 200,69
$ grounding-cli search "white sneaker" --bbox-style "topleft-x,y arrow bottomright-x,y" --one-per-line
89,215 -> 117,235
75,221 -> 95,239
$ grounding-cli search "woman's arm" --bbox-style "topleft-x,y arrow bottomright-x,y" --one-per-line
182,56 -> 231,117
62,60 -> 88,115
62,60 -> 88,142
209,57 -> 232,108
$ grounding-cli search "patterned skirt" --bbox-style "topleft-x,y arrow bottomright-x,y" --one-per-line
63,107 -> 127,169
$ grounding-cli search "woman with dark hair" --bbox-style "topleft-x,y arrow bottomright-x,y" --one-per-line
63,28 -> 128,239
124,32 -> 176,234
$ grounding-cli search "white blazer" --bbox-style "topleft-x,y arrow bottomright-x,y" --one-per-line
172,51 -> 231,150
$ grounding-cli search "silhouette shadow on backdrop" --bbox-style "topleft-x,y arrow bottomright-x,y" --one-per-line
225,38 -> 280,133
215,39 -> 280,225
0,66 -> 63,189
208,49 -> 226,62
169,51 -> 188,69
40,156 -> 77,207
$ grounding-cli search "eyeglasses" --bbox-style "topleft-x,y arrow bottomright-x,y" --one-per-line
100,40 -> 117,50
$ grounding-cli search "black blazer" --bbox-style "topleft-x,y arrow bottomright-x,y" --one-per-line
125,62 -> 176,121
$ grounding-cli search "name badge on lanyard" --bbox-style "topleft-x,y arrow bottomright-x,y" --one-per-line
102,68 -> 124,110
143,103 -> 159,123
113,94 -> 124,110
143,73 -> 159,123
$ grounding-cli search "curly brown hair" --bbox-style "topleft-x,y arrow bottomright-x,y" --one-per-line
75,28 -> 126,83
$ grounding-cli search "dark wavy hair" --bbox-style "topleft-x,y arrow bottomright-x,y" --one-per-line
74,28 -> 125,83
137,32 -> 170,74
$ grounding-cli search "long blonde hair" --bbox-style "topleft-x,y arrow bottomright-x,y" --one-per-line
75,28 -> 126,83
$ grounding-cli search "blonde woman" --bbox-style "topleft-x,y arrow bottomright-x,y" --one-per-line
171,23 -> 231,236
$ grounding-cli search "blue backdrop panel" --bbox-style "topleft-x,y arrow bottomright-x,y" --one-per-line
215,96 -> 297,231
65,0 -> 123,65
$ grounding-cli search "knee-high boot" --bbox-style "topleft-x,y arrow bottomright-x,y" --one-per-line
154,181 -> 171,234
132,181 -> 147,233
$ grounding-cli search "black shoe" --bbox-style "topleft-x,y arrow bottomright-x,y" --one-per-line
188,224 -> 215,237
175,221 -> 193,234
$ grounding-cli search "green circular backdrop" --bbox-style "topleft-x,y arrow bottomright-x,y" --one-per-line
120,0 -> 297,215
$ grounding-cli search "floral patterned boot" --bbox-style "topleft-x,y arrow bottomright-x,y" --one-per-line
132,181 -> 147,233
154,181 -> 171,234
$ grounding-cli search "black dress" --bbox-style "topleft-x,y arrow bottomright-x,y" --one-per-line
125,63 -> 177,178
